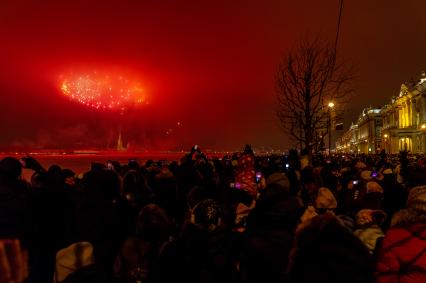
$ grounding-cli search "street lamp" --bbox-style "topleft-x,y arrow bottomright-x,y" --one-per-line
328,102 -> 335,154
384,134 -> 389,153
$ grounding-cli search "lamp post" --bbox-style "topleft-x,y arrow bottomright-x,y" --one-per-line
384,134 -> 388,153
328,102 -> 335,155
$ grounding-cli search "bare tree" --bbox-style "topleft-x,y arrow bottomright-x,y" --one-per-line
276,37 -> 353,155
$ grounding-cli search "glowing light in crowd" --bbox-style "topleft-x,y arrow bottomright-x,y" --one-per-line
60,72 -> 147,112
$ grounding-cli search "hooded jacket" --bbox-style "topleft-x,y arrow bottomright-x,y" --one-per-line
375,209 -> 426,283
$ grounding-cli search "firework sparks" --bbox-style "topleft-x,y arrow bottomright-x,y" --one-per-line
60,72 -> 147,112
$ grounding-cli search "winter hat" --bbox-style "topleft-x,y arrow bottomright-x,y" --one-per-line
315,187 -> 337,209
266,173 -> 290,191
355,209 -> 386,227
193,198 -> 221,232
54,241 -> 94,283
341,167 -> 352,174
360,170 -> 372,181
366,181 -> 383,194
407,186 -> 426,213
355,161 -> 367,170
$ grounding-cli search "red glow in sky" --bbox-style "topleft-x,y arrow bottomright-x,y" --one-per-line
0,0 -> 425,150
60,72 -> 147,112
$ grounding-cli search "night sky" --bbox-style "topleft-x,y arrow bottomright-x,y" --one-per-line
0,0 -> 425,151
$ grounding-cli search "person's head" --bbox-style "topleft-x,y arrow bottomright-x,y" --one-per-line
168,161 -> 179,174
82,169 -> 121,200
360,170 -> 372,182
47,164 -> 62,176
315,187 -> 337,213
128,159 -> 140,170
406,166 -> 426,189
123,170 -> 149,195
406,186 -> 426,214
288,214 -> 374,283
0,157 -> 22,181
390,185 -> 426,227
382,167 -> 394,178
61,169 -> 76,187
243,144 -> 254,155
122,169 -> 151,206
135,204 -> 172,242
300,166 -> 315,184
43,164 -> 65,189
266,173 -> 290,192
253,183 -> 303,230
111,160 -> 121,172
355,209 -> 386,228
90,162 -> 106,171
354,160 -> 367,172
191,198 -> 222,232
366,181 -> 383,194
31,171 -> 48,189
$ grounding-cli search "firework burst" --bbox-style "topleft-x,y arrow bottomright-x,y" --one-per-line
60,72 -> 147,112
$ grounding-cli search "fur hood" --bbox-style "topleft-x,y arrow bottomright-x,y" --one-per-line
391,208 -> 426,227
391,185 -> 426,227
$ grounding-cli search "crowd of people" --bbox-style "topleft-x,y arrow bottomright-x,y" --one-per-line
1,145 -> 426,283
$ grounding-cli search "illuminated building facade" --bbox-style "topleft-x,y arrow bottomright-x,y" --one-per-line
381,72 -> 426,153
336,108 -> 382,154
336,123 -> 358,153
337,72 -> 426,154
356,108 -> 382,153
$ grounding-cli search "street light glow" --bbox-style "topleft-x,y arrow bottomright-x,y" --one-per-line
384,134 -> 388,138
326,102 -> 335,155
421,124 -> 426,129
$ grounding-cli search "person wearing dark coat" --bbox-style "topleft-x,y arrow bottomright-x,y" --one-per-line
287,213 -> 375,283
381,170 -> 407,229
239,182 -> 303,283
177,198 -> 237,283
0,157 -> 29,240
73,169 -> 127,280
114,204 -> 176,283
